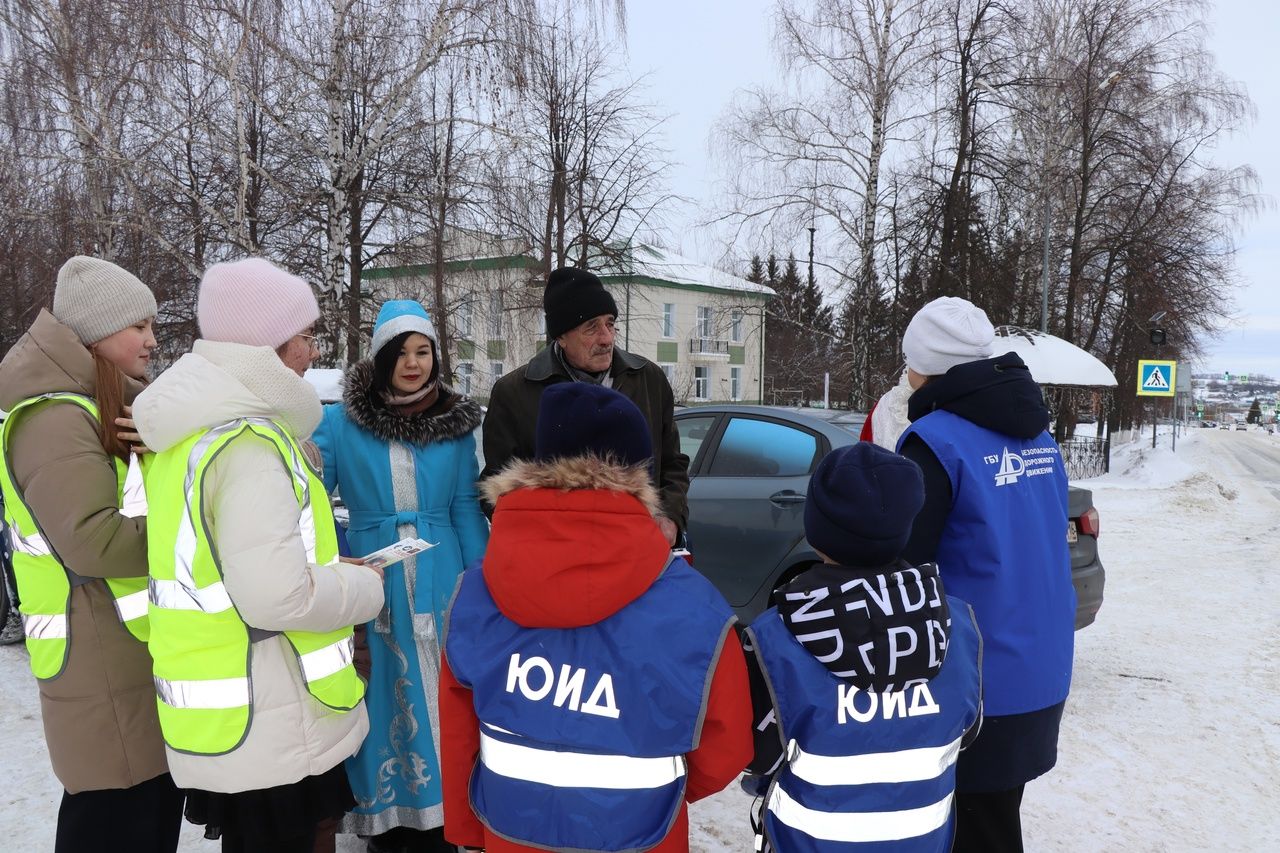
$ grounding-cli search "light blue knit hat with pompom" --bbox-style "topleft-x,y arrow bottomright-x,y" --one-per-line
370,300 -> 438,358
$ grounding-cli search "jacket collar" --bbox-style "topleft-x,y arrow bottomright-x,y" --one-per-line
341,358 -> 481,445
0,309 -> 145,410
523,344 -> 648,382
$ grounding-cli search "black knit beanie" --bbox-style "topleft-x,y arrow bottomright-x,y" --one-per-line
804,442 -> 925,567
543,266 -> 618,340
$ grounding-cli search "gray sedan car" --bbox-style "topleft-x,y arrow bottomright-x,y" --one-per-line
675,405 -> 1103,629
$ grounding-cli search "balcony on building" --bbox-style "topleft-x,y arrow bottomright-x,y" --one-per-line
688,337 -> 731,361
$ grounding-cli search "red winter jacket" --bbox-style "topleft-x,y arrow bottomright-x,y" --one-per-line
440,456 -> 753,853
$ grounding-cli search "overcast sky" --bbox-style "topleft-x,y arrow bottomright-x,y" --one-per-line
621,0 -> 1279,379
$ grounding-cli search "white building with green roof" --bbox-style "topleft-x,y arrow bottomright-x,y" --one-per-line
364,242 -> 773,405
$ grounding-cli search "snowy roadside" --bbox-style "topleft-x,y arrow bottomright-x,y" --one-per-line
4,428 -> 1278,850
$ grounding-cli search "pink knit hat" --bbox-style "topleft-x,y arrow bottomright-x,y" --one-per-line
197,257 -> 320,348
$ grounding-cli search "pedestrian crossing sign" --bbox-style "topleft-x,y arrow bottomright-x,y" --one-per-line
1137,360 -> 1176,397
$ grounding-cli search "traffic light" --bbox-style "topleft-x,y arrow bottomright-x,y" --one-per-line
1149,328 -> 1166,346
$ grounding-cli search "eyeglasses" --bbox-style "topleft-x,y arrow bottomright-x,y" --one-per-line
297,331 -> 320,351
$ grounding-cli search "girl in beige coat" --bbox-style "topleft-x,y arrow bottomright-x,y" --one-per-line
0,257 -> 183,852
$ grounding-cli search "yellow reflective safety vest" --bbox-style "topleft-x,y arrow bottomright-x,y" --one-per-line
0,393 -> 150,680
145,417 -> 364,756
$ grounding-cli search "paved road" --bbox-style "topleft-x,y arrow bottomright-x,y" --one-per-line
1200,428 -> 1280,502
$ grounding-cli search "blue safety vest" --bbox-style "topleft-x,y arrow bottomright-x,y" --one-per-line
899,410 -> 1074,715
748,598 -> 982,853
443,556 -> 737,853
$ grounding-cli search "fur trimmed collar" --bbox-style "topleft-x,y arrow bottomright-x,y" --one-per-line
482,456 -> 661,517
342,358 -> 481,445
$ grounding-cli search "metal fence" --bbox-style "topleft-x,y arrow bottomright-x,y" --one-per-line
1059,435 -> 1110,480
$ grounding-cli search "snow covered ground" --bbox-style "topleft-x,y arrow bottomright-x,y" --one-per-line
4,427 -> 1278,850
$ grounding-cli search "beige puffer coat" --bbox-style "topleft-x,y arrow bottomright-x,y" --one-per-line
0,309 -> 168,794
132,340 -> 384,793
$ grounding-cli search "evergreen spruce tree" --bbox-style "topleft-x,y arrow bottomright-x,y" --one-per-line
765,253 -> 833,405
1248,398 -> 1261,424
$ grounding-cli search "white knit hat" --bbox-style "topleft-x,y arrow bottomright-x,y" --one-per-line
53,256 -> 157,345
902,296 -> 995,376
197,258 -> 320,349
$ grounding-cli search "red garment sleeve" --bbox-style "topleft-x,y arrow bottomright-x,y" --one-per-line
439,655 -> 486,849
684,630 -> 754,803
859,401 -> 877,442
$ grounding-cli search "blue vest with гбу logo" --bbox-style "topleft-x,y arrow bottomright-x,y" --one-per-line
443,557 -> 737,853
899,410 -> 1074,716
747,598 -> 982,853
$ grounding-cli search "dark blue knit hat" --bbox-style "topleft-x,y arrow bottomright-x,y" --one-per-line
535,383 -> 653,466
804,442 -> 925,567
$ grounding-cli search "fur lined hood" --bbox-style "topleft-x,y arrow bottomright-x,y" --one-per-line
341,358 -> 481,445
480,455 -> 671,629
481,455 -> 661,517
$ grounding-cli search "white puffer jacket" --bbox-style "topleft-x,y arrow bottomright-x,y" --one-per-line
133,340 -> 384,793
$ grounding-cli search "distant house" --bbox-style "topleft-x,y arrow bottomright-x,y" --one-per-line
364,240 -> 774,405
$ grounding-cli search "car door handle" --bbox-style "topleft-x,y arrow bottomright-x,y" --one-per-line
769,490 -> 806,505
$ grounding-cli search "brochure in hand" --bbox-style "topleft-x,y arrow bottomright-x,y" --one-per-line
361,537 -> 436,570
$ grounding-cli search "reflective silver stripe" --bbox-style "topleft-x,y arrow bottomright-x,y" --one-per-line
154,675 -> 250,710
299,504 -> 319,564
241,418 -> 324,563
767,784 -> 953,843
479,729 -> 684,790
149,577 -> 234,614
297,637 -> 354,682
22,612 -> 68,640
787,736 -> 963,786
10,526 -> 51,557
113,588 -> 149,623
173,420 -> 246,595
120,457 -> 148,518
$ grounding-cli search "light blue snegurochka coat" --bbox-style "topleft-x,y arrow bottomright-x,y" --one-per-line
313,358 -> 488,835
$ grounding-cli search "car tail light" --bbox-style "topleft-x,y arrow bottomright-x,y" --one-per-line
1077,507 -> 1100,537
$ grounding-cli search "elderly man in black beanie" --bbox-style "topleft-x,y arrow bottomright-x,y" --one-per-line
480,266 -> 689,544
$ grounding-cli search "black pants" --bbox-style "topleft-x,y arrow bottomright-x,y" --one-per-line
953,786 -> 1025,853
55,772 -> 184,853
220,824 -> 315,853
368,825 -> 456,852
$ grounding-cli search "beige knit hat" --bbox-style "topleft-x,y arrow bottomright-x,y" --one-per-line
53,256 -> 158,345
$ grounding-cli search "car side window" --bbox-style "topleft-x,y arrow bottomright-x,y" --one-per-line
707,417 -> 819,477
676,415 -> 718,469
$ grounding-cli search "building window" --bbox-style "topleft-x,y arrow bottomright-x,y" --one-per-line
488,290 -> 504,339
696,306 -> 713,338
456,299 -> 473,339
491,361 -> 504,382
456,362 -> 473,395
694,366 -> 710,400
730,367 -> 742,401
731,309 -> 743,343
660,363 -> 675,386
662,303 -> 675,338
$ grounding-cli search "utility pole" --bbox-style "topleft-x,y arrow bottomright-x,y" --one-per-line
807,226 -> 816,290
